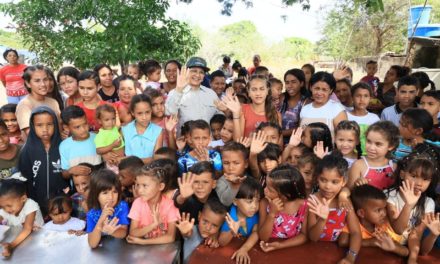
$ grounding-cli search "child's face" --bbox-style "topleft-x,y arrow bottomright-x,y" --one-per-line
285,74 -> 302,97
118,169 -> 136,188
189,128 -> 211,149
127,66 -> 140,80
264,177 -> 279,200
253,56 -> 261,67
261,126 -> 280,145
210,76 -> 226,97
98,67 -> 114,88
0,127 -> 10,151
335,82 -> 351,104
234,196 -> 259,218
192,172 -> 216,202
198,208 -> 224,238
289,147 -> 302,166
352,88 -> 370,111
26,70 -> 49,97
0,194 -> 26,216
311,81 -> 332,105
47,74 -> 55,93
398,117 -> 417,140
335,130 -> 357,156
301,127 -> 312,148
420,95 -> 440,119
301,67 -> 312,83
118,80 -> 137,104
73,175 -> 90,198
58,75 -> 78,97
136,175 -> 164,202
1,112 -> 19,134
366,64 -> 378,76
49,204 -> 72,225
397,85 -> 418,107
365,131 -> 393,160
148,69 -> 162,82
401,168 -> 432,195
270,83 -> 282,99
317,168 -> 346,200
259,158 -> 279,176
98,187 -> 118,208
248,79 -> 268,105
233,82 -> 245,94
298,162 -> 314,191
78,79 -> 98,102
98,111 -> 116,130
151,96 -> 165,119
358,199 -> 387,226
210,122 -> 223,141
33,113 -> 54,143
67,117 -> 90,141
222,150 -> 248,177
132,102 -> 152,128
220,119 -> 234,143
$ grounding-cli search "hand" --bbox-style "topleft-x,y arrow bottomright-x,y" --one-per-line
111,137 -> 122,148
374,232 -> 396,252
308,195 -> 330,220
250,131 -> 268,155
231,248 -> 251,264
205,236 -> 219,248
268,197 -> 284,216
222,94 -> 242,115
400,180 -> 421,208
260,241 -> 280,253
194,146 -> 209,161
224,174 -> 246,185
102,217 -> 121,235
100,203 -> 115,220
102,151 -> 119,165
176,136 -> 186,152
288,127 -> 303,147
338,196 -> 353,212
178,172 -> 195,199
68,230 -> 86,236
68,165 -> 91,176
225,212 -> 242,236
176,66 -> 189,93
165,115 -> 178,132
313,141 -> 329,159
151,204 -> 161,228
333,66 -> 351,81
214,100 -> 228,112
422,213 -> 440,236
354,177 -> 370,186
1,242 -> 12,257
337,257 -> 354,264
236,137 -> 251,148
225,87 -> 235,97
176,212 -> 195,235
126,235 -> 143,244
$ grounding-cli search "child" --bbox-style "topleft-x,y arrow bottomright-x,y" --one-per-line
149,158 -> 179,199
222,75 -> 281,139
154,147 -> 177,162
259,164 -> 309,252
334,120 -> 360,168
18,106 -> 69,215
0,120 -> 21,180
297,152 -> 319,196
126,166 -> 179,245
76,70 -> 107,132
339,184 -> 408,256
174,161 -> 218,224
113,75 -> 137,125
347,82 -> 380,155
94,104 -> 125,170
176,199 -> 228,264
118,156 -> 144,204
210,70 -> 227,98
209,117 -> 233,149
60,106 -> 102,178
122,94 -> 163,164
44,196 -> 86,233
219,177 -> 261,262
71,163 -> 94,220
250,133 -> 282,188
232,78 -> 246,94
269,77 -> 283,110
210,114 -> 226,141
139,59 -> 162,90
284,143 -> 311,167
0,104 -> 22,144
335,79 -> 353,111
256,122 -> 283,147
307,153 -> 361,264
86,169 -> 129,248
386,145 -> 439,263
360,60 -> 380,94
126,63 -> 144,93
57,66 -> 81,106
381,76 -> 419,127
301,63 -> 315,92
216,142 -> 249,206
177,119 -> 222,176
0,178 -> 44,257
420,90 -> 440,136
348,121 -> 399,190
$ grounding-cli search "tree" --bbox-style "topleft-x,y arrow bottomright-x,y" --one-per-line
0,0 -> 200,69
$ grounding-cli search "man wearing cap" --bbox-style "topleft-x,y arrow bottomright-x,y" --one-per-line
165,57 -> 223,134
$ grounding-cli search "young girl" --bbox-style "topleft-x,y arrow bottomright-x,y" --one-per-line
222,75 -> 281,139
219,177 -> 261,262
420,90 -> 440,136
57,66 -> 81,106
126,64 -> 144,93
71,163 -> 93,220
0,178 -> 44,257
386,144 -> 439,263
307,153 -> 361,264
0,120 -> 21,180
209,117 -> 234,149
256,122 -> 283,147
139,59 -> 162,90
86,169 -> 129,248
44,196 -> 86,233
334,120 -> 360,168
122,94 -> 163,164
18,106 -> 69,215
259,164 -> 308,252
126,166 -> 179,245
348,121 -> 399,190
0,104 -> 22,144
113,75 -> 137,125
297,152 -> 319,197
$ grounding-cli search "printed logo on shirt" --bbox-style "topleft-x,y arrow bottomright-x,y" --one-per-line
32,160 -> 42,186
52,159 -> 62,174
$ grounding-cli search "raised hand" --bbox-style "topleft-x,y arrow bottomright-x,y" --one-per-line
222,94 -> 242,116
260,241 -> 280,253
374,232 -> 396,252
268,197 -> 284,216
176,212 -> 195,235
178,172 -> 195,199
422,213 -> 440,236
288,127 -> 303,147
232,248 -> 251,263
400,180 -> 421,208
151,204 -> 161,228
308,195 -> 330,220
175,66 -> 189,93
194,146 -> 209,161
333,66 -> 351,81
225,212 -> 242,236
214,99 -> 228,112
165,115 -> 178,132
237,137 -> 251,148
102,217 -> 122,235
250,131 -> 268,155
313,141 -> 329,159
225,87 -> 235,97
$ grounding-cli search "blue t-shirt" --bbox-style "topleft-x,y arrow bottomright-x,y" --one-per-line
59,133 -> 102,170
122,120 -> 162,159
178,149 -> 222,176
393,139 -> 412,162
220,204 -> 259,238
86,201 -> 130,233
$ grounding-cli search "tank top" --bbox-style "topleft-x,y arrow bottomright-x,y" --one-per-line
267,200 -> 308,239
320,208 -> 347,241
242,104 -> 267,137
361,156 -> 395,190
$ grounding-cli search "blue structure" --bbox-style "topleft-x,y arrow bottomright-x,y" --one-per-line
408,5 -> 440,38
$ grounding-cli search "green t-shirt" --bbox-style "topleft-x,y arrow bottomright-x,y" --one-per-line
94,126 -> 125,150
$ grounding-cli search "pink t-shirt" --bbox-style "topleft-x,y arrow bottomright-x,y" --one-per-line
242,104 -> 267,137
0,64 -> 28,97
128,196 -> 179,238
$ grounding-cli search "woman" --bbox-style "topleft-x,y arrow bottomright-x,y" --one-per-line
0,49 -> 28,104
44,66 -> 65,111
161,60 -> 181,95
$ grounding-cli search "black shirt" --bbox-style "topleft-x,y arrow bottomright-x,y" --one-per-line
173,190 -> 219,225
98,87 -> 119,103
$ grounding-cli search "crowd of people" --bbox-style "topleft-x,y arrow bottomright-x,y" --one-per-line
0,48 -> 439,264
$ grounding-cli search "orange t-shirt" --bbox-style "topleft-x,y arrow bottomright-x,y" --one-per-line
242,104 -> 267,137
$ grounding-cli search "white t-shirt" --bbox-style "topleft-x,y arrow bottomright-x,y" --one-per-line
43,217 -> 85,232
300,99 -> 345,138
346,111 -> 380,126
0,199 -> 44,227
209,139 -> 225,148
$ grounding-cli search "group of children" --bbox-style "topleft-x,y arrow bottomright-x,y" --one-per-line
0,57 -> 439,264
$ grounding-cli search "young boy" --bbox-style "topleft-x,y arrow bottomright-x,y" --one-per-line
118,156 -> 144,204
209,70 -> 226,99
381,76 -> 419,127
176,199 -> 228,264
420,90 -> 440,136
174,161 -> 218,224
177,119 -> 222,176
154,147 -> 177,162
210,114 -> 226,142
140,59 -> 162,90
360,60 -> 380,94
339,185 -> 408,257
216,142 -> 249,206
269,78 -> 283,110
59,105 -> 102,179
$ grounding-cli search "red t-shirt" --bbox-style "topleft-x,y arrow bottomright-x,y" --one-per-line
76,101 -> 107,132
242,104 -> 267,137
0,64 -> 28,97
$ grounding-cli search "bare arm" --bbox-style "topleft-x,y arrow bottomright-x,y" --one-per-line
258,198 -> 273,242
129,220 -> 159,238
128,223 -> 176,245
